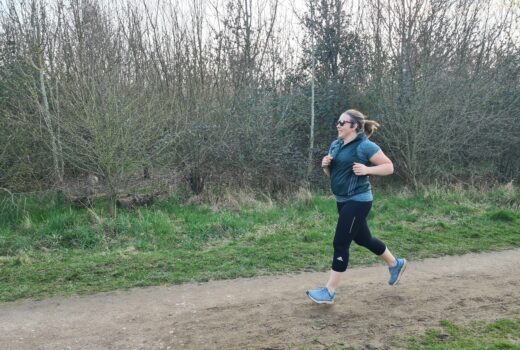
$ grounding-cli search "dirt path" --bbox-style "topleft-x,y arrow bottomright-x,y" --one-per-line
1,249 -> 520,350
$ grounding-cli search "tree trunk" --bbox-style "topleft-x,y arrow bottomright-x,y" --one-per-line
108,193 -> 117,218
35,18 -> 64,187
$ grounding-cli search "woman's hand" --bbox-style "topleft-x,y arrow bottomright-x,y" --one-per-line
353,162 -> 369,176
322,155 -> 333,168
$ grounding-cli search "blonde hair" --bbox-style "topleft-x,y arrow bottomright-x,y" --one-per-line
341,109 -> 380,138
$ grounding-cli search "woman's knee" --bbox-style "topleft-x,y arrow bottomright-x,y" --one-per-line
353,236 -> 370,247
355,237 -> 386,255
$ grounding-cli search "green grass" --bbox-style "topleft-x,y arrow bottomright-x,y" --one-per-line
0,186 -> 519,301
309,319 -> 520,350
407,319 -> 520,349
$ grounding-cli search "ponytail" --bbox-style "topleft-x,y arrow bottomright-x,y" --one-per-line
343,109 -> 380,138
363,120 -> 380,138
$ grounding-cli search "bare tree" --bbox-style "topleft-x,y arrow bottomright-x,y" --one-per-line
1,0 -> 64,187
364,0 -> 520,185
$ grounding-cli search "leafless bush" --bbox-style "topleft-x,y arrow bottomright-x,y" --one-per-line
1,0 -> 518,201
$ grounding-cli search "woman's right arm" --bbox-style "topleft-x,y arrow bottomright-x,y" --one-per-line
322,155 -> 333,177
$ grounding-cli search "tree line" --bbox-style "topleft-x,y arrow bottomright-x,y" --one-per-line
1,0 -> 519,207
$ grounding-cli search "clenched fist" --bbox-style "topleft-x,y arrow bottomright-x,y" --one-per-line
322,155 -> 333,168
353,162 -> 369,176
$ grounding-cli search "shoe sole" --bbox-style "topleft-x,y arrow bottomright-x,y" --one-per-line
305,291 -> 335,304
390,259 -> 407,286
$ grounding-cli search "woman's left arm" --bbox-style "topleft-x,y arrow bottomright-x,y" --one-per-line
353,150 -> 394,176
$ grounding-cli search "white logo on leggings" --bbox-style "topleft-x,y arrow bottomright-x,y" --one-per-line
336,256 -> 343,262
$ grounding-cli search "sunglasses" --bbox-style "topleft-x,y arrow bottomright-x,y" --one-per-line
337,120 -> 356,127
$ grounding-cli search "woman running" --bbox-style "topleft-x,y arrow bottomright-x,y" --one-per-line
306,109 -> 407,304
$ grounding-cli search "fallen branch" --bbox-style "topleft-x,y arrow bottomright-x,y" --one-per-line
116,194 -> 155,209
68,191 -> 166,209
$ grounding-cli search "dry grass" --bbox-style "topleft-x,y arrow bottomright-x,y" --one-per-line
292,187 -> 313,205
185,187 -> 274,212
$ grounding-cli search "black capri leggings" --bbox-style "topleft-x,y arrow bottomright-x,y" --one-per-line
332,201 -> 386,272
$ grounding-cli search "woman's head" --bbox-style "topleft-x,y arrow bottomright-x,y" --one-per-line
338,109 -> 380,138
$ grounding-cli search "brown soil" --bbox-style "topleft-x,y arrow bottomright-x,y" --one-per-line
1,249 -> 520,350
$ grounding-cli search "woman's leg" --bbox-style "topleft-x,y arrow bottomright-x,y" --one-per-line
378,248 -> 397,267
351,213 -> 392,265
306,202 -> 359,303
330,201 -> 359,272
325,270 -> 343,293
326,201 -> 369,293
352,213 -> 407,284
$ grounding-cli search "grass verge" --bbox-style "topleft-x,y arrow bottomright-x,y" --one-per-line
311,319 -> 520,349
407,319 -> 520,349
0,185 -> 518,302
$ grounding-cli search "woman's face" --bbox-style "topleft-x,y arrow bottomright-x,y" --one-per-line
336,114 -> 357,140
